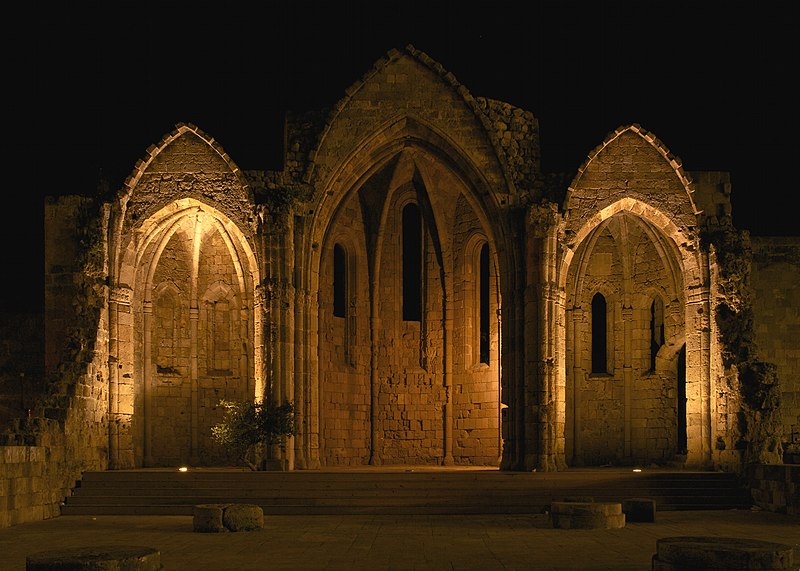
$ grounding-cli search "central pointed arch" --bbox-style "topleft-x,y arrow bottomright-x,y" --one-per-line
303,115 -> 512,468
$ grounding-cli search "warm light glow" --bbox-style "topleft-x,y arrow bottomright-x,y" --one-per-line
632,468 -> 642,472
178,466 -> 189,472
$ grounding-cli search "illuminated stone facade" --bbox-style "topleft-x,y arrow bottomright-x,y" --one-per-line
2,46 -> 797,525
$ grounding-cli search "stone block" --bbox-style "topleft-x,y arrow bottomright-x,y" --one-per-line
622,497 -> 656,522
550,501 -> 625,529
653,536 -> 794,570
223,503 -> 264,531
192,504 -> 225,532
26,546 -> 162,571
193,503 -> 263,533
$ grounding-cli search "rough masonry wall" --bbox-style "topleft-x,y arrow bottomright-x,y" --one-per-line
0,197 -> 111,528
451,194 -> 500,465
124,130 -> 254,234
474,97 -> 540,195
563,129 -> 697,242
306,49 -> 510,202
566,218 -> 682,466
376,193 -> 445,464
0,421 -> 68,528
144,225 -> 249,466
750,237 -> 800,447
319,191 -> 371,465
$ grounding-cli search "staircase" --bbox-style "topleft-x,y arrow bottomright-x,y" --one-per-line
61,467 -> 752,516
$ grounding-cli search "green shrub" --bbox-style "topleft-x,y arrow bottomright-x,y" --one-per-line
211,399 -> 295,470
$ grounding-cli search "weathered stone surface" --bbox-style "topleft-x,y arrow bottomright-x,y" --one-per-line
550,502 -> 625,529
26,546 -> 162,570
193,503 -> 263,532
222,503 -> 264,532
192,504 -> 226,533
622,497 -> 656,522
551,512 -> 626,530
654,536 -> 794,570
551,501 -> 621,516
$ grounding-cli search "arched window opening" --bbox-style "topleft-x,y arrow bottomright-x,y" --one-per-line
333,243 -> 347,318
591,292 -> 607,374
479,242 -> 490,364
402,203 -> 422,321
650,296 -> 665,371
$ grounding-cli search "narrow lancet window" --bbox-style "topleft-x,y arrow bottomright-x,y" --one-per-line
333,243 -> 347,318
402,203 -> 422,321
479,242 -> 490,364
591,292 -> 607,374
650,297 -> 665,370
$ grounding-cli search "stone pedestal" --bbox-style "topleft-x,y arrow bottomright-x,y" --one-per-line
193,503 -> 264,532
26,546 -> 162,570
550,501 -> 625,529
652,536 -> 795,570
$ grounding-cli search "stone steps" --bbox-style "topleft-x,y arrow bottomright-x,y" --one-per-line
61,468 -> 752,516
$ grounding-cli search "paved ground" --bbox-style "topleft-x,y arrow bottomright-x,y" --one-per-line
1,509 -> 798,570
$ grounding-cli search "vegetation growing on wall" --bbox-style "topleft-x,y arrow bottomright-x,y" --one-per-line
701,223 -> 783,465
40,198 -> 108,425
262,183 -> 312,223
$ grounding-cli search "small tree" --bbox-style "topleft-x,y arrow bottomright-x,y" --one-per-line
211,399 -> 295,470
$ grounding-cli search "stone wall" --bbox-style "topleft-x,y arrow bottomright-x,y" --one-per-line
319,190 -> 371,465
748,463 -> 800,516
0,419 -> 71,528
750,237 -> 800,449
0,196 -> 111,529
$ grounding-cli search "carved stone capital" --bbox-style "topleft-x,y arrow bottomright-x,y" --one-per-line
110,286 -> 133,306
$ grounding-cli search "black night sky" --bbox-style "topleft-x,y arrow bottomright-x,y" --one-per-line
4,1 -> 798,313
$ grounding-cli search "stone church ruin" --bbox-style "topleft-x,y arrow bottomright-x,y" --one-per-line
1,45 -> 797,527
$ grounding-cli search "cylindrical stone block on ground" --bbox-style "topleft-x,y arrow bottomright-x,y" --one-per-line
652,536 -> 794,570
26,546 -> 162,571
193,503 -> 229,533
550,501 -> 625,529
222,503 -> 264,531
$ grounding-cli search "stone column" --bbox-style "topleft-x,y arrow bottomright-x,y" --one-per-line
189,305 -> 199,465
622,305 -> 633,459
142,300 -> 154,466
686,285 -> 713,468
108,286 -> 133,469
571,307 -> 584,465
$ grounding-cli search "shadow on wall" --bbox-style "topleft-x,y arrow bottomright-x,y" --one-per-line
0,312 -> 44,430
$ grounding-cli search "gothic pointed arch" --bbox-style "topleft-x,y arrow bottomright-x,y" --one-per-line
555,125 -> 713,469
107,124 -> 261,469
296,55 -> 528,466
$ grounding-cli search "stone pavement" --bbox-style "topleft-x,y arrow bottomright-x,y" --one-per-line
0,509 -> 798,570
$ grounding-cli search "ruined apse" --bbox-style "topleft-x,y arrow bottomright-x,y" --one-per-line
40,45 -> 784,474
